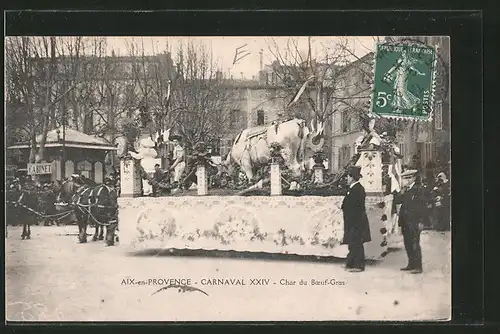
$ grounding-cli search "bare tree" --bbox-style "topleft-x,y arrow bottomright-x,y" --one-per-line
126,39 -> 235,149
267,37 -> 410,139
5,37 -> 80,164
125,38 -> 175,138
88,46 -> 141,143
56,37 -> 104,133
170,41 -> 236,148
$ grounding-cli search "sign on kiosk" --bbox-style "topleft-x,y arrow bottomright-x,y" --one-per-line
27,162 -> 53,175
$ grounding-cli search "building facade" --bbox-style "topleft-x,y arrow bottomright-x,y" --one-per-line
213,80 -> 290,158
385,36 -> 451,170
330,53 -> 373,173
330,37 -> 451,174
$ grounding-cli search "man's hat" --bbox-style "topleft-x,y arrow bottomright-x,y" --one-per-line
401,169 -> 418,178
192,142 -> 211,159
71,174 -> 80,178
348,165 -> 362,179
169,125 -> 183,141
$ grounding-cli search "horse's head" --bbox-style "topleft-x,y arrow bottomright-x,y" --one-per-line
56,179 -> 78,203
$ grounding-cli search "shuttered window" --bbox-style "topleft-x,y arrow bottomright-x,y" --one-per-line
398,143 -> 406,162
424,142 -> 434,166
339,145 -> 351,170
257,110 -> 265,126
220,138 -> 234,158
230,109 -> 241,129
435,101 -> 443,130
341,111 -> 351,133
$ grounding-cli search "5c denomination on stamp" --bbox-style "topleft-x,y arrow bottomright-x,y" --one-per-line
371,42 -> 437,121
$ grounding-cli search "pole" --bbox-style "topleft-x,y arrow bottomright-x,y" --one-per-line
62,107 -> 66,179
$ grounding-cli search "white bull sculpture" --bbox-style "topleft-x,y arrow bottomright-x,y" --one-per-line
223,118 -> 325,182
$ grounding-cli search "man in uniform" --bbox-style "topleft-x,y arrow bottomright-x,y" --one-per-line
395,169 -> 426,274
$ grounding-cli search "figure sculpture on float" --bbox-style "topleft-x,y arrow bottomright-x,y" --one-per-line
168,127 -> 186,194
129,137 -> 161,196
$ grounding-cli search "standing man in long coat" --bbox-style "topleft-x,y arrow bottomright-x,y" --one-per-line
341,165 -> 371,272
395,169 -> 426,274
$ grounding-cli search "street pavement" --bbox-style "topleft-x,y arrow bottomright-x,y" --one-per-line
5,225 -> 451,321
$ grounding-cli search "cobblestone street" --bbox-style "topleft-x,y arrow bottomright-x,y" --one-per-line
5,225 -> 451,321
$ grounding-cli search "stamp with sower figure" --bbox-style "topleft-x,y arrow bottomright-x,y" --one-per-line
371,41 -> 438,121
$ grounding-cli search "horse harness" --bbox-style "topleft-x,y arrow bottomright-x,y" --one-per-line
72,184 -> 118,227
9,188 -> 73,221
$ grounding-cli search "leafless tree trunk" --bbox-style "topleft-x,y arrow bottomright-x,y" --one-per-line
126,39 -> 236,149
5,37 -> 86,167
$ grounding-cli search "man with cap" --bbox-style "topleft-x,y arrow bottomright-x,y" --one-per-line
434,172 -> 450,231
394,169 -> 426,274
341,165 -> 371,272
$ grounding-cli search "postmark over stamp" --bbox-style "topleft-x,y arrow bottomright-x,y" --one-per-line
370,42 -> 438,121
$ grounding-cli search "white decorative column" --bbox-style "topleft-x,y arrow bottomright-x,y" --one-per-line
314,166 -> 324,184
270,162 -> 282,196
196,164 -> 208,196
52,160 -> 61,181
355,149 -> 383,195
94,161 -> 103,184
65,160 -> 75,178
120,157 -> 142,197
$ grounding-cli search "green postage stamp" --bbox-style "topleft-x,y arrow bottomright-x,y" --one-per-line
371,42 -> 437,121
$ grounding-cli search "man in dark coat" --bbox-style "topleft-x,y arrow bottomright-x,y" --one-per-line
341,165 -> 371,272
152,163 -> 164,196
394,169 -> 426,274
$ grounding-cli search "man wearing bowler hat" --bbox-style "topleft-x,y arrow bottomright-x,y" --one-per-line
341,165 -> 371,272
395,169 -> 426,274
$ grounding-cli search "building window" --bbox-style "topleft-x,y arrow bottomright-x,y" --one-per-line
424,142 -> 434,166
339,145 -> 351,170
341,111 -> 351,133
230,109 -> 241,128
435,101 -> 443,130
257,110 -> 265,126
76,160 -> 92,179
398,143 -> 406,162
211,140 -> 221,156
220,138 -> 234,158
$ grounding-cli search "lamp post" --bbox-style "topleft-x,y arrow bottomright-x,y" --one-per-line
61,108 -> 67,179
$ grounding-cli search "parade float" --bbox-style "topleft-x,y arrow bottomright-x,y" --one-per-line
117,115 -> 403,260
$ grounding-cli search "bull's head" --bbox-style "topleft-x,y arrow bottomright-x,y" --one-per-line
307,118 -> 325,152
297,118 -> 325,172
218,153 -> 235,179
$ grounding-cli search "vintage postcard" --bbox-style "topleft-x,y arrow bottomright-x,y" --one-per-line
5,35 -> 451,321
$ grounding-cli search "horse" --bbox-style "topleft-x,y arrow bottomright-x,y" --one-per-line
8,184 -> 39,240
37,183 -> 59,226
6,183 -> 22,227
88,183 -> 118,246
56,179 -> 118,245
56,179 -> 104,242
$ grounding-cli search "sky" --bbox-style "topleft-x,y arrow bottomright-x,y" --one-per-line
103,36 -> 383,79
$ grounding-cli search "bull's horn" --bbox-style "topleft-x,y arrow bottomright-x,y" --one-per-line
316,120 -> 325,135
310,119 -> 316,133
